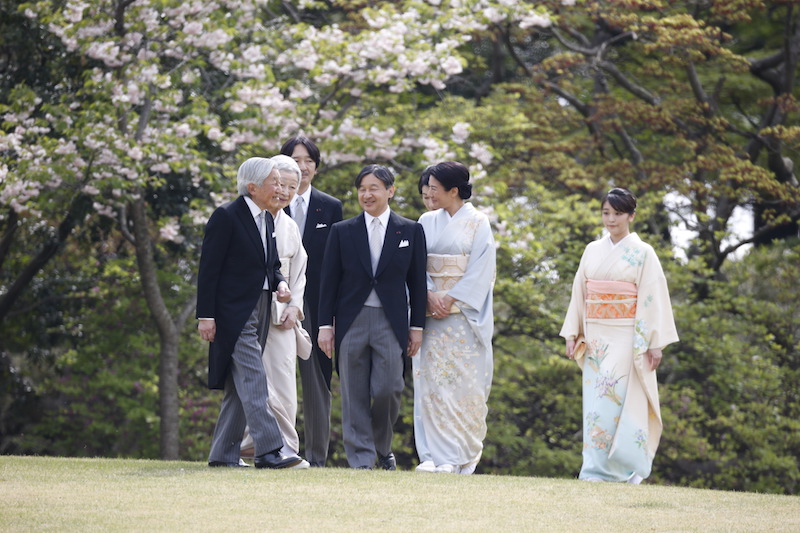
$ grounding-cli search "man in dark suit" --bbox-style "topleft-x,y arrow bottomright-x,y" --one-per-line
281,136 -> 343,467
318,164 -> 427,470
197,157 -> 303,469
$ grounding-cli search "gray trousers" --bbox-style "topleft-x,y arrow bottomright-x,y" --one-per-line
208,292 -> 284,463
298,306 -> 332,466
338,306 -> 405,469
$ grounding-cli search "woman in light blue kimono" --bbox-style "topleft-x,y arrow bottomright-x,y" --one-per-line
560,188 -> 679,484
413,161 -> 496,474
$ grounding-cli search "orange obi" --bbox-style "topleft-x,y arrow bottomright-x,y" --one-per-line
585,280 -> 637,319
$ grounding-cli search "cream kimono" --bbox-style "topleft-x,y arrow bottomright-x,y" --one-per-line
242,209 -> 308,455
414,203 -> 496,473
560,233 -> 678,482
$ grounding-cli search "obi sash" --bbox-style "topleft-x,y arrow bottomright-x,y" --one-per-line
585,279 -> 637,320
427,253 -> 469,316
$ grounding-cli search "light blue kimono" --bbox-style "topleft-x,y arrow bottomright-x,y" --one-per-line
413,203 -> 496,472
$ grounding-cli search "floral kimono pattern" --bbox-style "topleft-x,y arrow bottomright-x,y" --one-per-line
414,203 -> 496,473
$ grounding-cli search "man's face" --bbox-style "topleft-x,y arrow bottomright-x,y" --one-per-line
248,168 -> 285,212
290,144 -> 316,194
358,173 -> 394,217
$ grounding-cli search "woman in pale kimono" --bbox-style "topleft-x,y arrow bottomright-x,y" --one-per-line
241,155 -> 311,468
413,161 -> 496,474
560,188 -> 678,484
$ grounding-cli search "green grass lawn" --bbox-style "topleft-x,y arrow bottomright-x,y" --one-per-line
1,456 -> 798,532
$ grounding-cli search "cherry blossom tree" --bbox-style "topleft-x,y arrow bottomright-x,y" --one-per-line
1,0 -> 551,458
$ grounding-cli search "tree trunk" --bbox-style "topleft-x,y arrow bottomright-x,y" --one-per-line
128,194 -> 180,460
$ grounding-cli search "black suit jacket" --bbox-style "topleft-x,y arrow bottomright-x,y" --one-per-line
197,196 -> 286,389
318,211 -> 427,357
284,187 -> 343,384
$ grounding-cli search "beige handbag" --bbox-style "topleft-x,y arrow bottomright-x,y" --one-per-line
271,299 -> 287,325
572,334 -> 587,361
295,325 -> 312,360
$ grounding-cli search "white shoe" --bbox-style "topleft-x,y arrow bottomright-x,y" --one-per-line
458,462 -> 478,475
415,461 -> 436,473
292,459 -> 310,470
434,464 -> 457,473
627,474 -> 644,485
238,458 -> 251,467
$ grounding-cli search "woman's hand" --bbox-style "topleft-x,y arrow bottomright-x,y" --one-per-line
427,291 -> 455,318
646,347 -> 663,371
565,338 -> 576,359
277,305 -> 301,330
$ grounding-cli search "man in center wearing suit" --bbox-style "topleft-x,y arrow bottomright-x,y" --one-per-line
318,164 -> 427,470
281,136 -> 343,467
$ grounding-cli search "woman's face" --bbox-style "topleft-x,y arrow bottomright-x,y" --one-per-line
278,169 -> 299,210
601,200 -> 635,242
426,176 -> 459,211
421,185 -> 435,211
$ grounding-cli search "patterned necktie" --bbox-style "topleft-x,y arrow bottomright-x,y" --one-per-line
369,217 -> 383,274
256,211 -> 270,289
293,196 -> 306,237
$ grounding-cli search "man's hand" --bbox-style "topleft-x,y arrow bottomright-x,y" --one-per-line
198,319 -> 216,343
318,327 -> 335,359
276,305 -> 301,330
276,281 -> 292,303
407,329 -> 423,357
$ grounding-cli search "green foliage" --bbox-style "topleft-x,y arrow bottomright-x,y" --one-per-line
2,0 -> 799,495
654,241 -> 800,494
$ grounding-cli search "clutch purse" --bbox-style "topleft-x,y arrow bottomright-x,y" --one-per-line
295,325 -> 312,360
572,334 -> 586,361
271,299 -> 287,325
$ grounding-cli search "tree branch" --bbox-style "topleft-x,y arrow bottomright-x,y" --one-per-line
597,60 -> 660,105
0,194 -> 92,323
686,62 -> 715,116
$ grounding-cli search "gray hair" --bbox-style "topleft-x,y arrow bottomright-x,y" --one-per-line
270,154 -> 301,186
236,157 -> 276,196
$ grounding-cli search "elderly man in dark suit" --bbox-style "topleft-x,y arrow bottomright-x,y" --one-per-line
318,164 -> 427,470
197,156 -> 304,469
281,136 -> 343,467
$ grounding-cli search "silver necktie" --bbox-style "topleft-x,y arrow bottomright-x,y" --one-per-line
293,196 -> 306,237
369,217 -> 383,274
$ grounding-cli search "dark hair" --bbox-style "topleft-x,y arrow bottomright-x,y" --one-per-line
602,187 -> 637,214
430,161 -> 472,199
418,165 -> 434,194
354,164 -> 395,189
280,135 -> 321,168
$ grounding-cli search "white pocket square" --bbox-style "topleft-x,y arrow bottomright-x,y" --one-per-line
398,239 -> 409,248
271,232 -> 276,238
316,223 -> 327,229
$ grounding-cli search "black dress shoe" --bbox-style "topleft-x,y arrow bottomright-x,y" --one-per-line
208,460 -> 249,468
377,452 -> 396,471
254,450 -> 303,469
